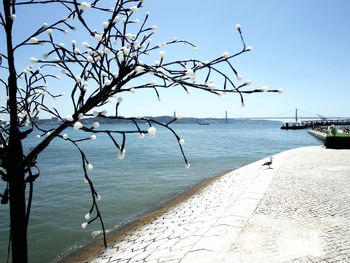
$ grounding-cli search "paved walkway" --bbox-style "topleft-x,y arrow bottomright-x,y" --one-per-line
226,147 -> 350,263
70,146 -> 350,263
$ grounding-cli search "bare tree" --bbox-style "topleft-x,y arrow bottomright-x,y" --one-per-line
0,0 -> 281,262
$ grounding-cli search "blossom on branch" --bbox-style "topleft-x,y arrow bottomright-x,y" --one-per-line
222,51 -> 230,58
80,2 -> 91,11
147,126 -> 157,137
73,121 -> 83,130
30,37 -> 39,44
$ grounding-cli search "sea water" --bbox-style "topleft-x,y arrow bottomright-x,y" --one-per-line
0,122 -> 321,263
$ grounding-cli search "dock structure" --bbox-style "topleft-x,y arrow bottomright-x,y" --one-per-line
281,119 -> 350,130
281,109 -> 350,129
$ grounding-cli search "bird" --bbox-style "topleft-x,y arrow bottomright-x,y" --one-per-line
262,157 -> 273,169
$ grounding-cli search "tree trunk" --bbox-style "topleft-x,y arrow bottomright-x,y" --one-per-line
8,139 -> 28,263
3,0 -> 29,261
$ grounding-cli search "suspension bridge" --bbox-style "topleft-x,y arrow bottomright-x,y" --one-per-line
212,109 -> 350,129
210,109 -> 349,121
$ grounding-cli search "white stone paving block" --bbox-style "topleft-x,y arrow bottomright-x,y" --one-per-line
181,250 -> 219,263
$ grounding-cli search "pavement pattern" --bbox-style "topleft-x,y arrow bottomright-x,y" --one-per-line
82,146 -> 350,263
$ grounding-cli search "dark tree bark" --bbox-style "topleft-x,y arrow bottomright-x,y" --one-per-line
3,0 -> 28,261
8,142 -> 27,263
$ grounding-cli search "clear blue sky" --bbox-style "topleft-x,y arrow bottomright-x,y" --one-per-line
1,0 -> 350,119
140,0 -> 350,118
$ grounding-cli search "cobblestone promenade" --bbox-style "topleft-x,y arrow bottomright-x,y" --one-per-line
67,146 -> 350,263
226,147 -> 350,263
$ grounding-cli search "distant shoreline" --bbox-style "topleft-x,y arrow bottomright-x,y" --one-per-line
32,116 -> 282,126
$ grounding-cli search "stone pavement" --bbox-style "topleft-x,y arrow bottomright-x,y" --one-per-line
74,146 -> 350,263
225,147 -> 350,263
